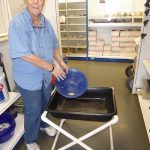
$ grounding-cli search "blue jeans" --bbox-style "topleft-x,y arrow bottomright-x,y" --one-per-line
16,82 -> 51,144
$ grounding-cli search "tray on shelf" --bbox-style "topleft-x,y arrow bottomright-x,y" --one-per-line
47,87 -> 117,122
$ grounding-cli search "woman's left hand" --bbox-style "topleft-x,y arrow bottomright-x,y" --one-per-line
61,62 -> 69,74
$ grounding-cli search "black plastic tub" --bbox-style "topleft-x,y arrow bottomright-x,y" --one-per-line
47,87 -> 117,122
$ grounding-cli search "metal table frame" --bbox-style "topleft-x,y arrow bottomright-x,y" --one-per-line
41,111 -> 119,150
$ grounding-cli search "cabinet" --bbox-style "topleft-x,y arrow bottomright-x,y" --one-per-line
58,0 -> 87,57
0,92 -> 24,150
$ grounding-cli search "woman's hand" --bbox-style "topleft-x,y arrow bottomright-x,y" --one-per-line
61,61 -> 69,74
52,65 -> 66,81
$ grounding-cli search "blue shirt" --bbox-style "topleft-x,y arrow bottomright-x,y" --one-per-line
8,9 -> 59,90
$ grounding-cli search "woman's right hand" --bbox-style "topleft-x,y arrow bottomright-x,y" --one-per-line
52,65 -> 66,81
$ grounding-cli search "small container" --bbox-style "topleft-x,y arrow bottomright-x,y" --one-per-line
0,67 -> 8,103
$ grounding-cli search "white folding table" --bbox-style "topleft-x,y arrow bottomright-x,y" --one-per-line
41,87 -> 119,150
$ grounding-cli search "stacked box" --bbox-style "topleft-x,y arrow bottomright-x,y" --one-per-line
88,46 -> 96,51
120,42 -> 136,47
119,47 -> 136,52
111,30 -> 120,37
88,30 -> 97,51
120,30 -> 141,37
112,36 -> 137,42
88,30 -> 104,55
88,29 -> 139,57
111,42 -> 119,47
89,40 -> 97,46
88,30 -> 97,36
104,45 -> 111,51
88,51 -> 103,56
97,40 -> 104,46
103,51 -> 112,56
112,46 -> 120,52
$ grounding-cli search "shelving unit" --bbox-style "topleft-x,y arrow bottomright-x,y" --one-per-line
0,92 -> 21,115
138,95 -> 150,143
58,0 -> 87,56
0,114 -> 24,150
0,92 -> 24,150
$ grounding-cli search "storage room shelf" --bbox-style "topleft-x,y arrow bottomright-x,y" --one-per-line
88,23 -> 142,28
138,95 -> 150,143
143,59 -> 150,75
59,0 -> 86,56
0,114 -> 24,150
0,92 -> 21,115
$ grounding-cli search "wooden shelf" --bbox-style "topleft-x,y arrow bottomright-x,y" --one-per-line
0,114 -> 24,150
0,92 -> 21,115
88,23 -> 142,28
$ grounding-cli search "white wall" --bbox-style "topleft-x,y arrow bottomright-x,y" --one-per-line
43,0 -> 58,36
88,0 -> 145,18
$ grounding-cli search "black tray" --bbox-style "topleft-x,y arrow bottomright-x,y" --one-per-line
47,87 -> 117,122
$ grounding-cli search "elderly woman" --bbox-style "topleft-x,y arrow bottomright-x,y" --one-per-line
8,0 -> 68,149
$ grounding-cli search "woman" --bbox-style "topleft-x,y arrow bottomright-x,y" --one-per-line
8,0 -> 68,149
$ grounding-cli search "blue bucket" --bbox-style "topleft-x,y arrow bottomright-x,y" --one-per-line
0,113 -> 16,143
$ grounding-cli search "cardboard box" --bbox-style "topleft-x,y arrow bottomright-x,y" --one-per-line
88,30 -> 97,36
111,42 -> 119,47
112,37 -> 120,42
111,30 -> 120,36
88,46 -> 96,51
88,50 -> 103,56
123,52 -> 136,57
88,36 -> 97,41
119,37 -> 137,42
89,40 -> 97,46
112,51 -> 123,56
97,40 -> 105,46
120,42 -> 136,47
104,45 -> 111,51
119,47 -> 136,52
103,50 -> 112,56
96,46 -> 104,51
112,46 -> 120,51
120,30 -> 141,37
